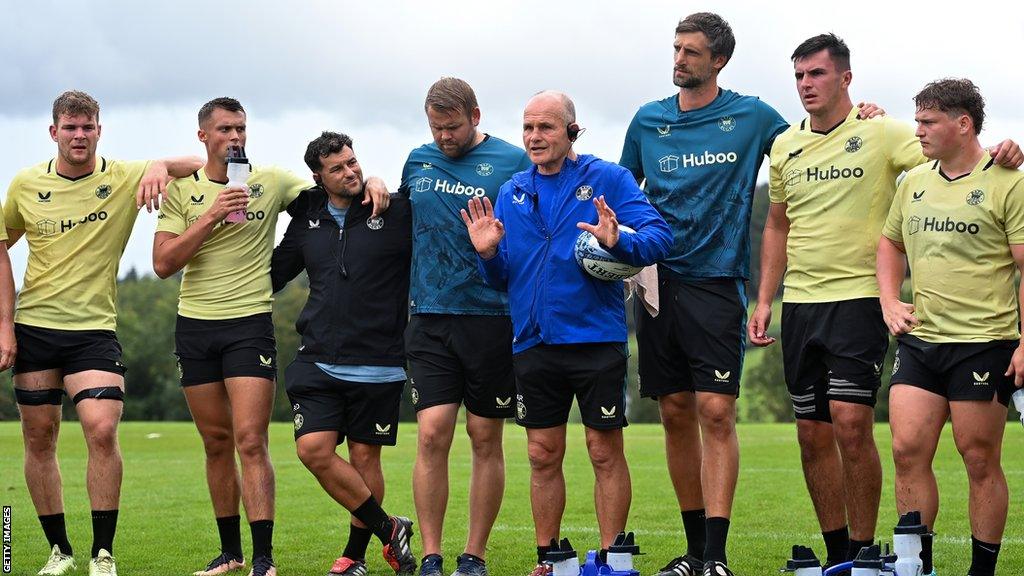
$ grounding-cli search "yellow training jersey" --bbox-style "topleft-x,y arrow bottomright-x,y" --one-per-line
3,157 -> 149,330
882,156 -> 1024,343
769,108 -> 923,302
157,165 -> 308,320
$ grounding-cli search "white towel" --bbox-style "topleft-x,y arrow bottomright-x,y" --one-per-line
625,265 -> 659,317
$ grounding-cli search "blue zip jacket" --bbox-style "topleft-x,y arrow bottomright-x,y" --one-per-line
478,154 -> 671,353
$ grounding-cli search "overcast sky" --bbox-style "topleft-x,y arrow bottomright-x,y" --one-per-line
2,0 -> 1022,283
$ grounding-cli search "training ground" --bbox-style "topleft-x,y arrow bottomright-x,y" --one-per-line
1,422 -> 1020,574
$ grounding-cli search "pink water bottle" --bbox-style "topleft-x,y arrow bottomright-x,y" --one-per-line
224,145 -> 249,223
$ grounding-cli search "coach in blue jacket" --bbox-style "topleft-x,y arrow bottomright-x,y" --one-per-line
461,91 -> 671,571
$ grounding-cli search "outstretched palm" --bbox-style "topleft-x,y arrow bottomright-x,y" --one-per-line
461,196 -> 505,259
576,195 -> 619,248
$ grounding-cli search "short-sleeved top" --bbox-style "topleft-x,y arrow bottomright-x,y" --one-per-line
158,165 -> 308,320
399,135 -> 531,315
619,89 -> 788,279
769,108 -> 923,302
882,156 -> 1024,343
3,157 -> 149,331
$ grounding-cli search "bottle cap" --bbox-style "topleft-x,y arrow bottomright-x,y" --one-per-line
893,511 -> 928,535
545,538 -> 577,563
226,145 -> 248,163
783,545 -> 821,570
851,545 -> 884,569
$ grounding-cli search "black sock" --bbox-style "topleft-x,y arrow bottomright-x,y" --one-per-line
250,520 -> 274,560
821,526 -> 849,565
599,548 -> 608,563
90,509 -> 118,557
704,517 -> 730,564
969,535 -> 1000,576
38,513 -> 72,556
921,533 -> 934,574
216,515 -> 243,559
536,545 -> 551,565
343,524 -> 373,561
848,538 -> 873,561
681,508 -> 707,560
352,496 -> 393,543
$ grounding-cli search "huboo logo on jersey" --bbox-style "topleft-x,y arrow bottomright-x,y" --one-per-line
679,150 -> 738,169
907,215 -> 980,235
415,176 -> 486,198
659,155 -> 679,173
36,211 -> 110,237
806,165 -> 864,182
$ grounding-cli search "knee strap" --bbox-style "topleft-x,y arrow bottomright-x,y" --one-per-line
14,388 -> 64,406
72,386 -> 124,404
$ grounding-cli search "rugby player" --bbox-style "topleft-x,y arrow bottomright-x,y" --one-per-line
619,14 -> 789,576
398,77 -> 530,576
750,34 -> 1021,569
152,97 -> 390,576
271,131 -> 416,576
5,90 -> 202,576
878,78 -> 1024,576
464,91 -> 671,576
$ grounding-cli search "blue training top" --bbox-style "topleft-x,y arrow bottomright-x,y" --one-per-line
399,135 -> 531,315
619,89 -> 788,280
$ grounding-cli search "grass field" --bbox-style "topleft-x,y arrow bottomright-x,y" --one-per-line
1,421 -> 1021,575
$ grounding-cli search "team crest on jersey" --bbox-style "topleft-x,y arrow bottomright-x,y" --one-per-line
516,394 -> 527,420
95,184 -> 112,199
176,358 -> 184,379
892,351 -> 901,375
966,189 -> 985,205
845,137 -> 863,153
718,116 -> 736,132
575,185 -> 594,201
476,163 -> 494,176
784,169 -> 802,187
367,216 -> 384,230
293,413 -> 304,431
37,191 -> 52,203
248,183 -> 264,198
659,155 -> 679,173
36,219 -> 56,237
410,386 -> 420,405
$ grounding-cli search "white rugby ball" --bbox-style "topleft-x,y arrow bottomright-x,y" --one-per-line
574,225 -> 642,281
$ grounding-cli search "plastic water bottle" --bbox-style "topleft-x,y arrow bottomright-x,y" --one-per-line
1012,388 -> 1024,427
893,512 -> 926,576
784,545 -> 823,576
606,532 -> 640,572
547,538 -> 579,576
224,145 -> 249,223
851,544 -> 883,576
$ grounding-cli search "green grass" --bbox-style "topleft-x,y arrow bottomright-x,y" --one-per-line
1,421 -> 1021,575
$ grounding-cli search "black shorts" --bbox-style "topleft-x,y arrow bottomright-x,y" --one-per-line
636,271 -> 746,398
512,342 -> 628,430
284,360 -> 404,445
13,323 -> 127,376
781,298 -> 888,421
891,335 -> 1017,406
406,314 -> 514,418
175,313 -> 276,386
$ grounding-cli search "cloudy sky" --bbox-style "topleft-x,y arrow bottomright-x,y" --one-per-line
2,0 -> 1022,282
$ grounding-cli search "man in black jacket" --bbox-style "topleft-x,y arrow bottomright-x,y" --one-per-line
271,131 -> 415,576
